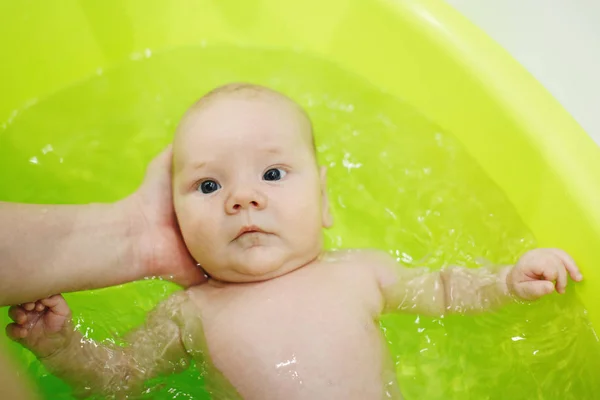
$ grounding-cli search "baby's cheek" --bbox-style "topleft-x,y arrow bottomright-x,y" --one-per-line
184,228 -> 221,267
178,203 -> 219,246
284,193 -> 323,245
292,194 -> 322,223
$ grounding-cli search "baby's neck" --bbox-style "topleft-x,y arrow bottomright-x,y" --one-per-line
205,251 -> 328,287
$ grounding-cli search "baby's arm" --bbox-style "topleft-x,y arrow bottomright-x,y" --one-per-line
373,248 -> 583,316
6,292 -> 193,398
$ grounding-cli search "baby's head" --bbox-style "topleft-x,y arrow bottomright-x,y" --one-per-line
172,83 -> 332,283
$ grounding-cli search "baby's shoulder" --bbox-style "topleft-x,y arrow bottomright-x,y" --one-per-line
144,290 -> 197,326
330,249 -> 433,292
320,248 -> 399,286
181,285 -> 211,308
152,288 -> 213,324
320,249 -> 394,312
322,248 -> 396,267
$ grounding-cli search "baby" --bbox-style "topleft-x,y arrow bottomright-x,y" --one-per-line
7,84 -> 583,400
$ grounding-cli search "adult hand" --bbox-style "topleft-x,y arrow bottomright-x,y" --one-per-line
125,146 -> 207,287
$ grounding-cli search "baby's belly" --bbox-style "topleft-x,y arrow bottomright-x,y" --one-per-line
196,300 -> 400,399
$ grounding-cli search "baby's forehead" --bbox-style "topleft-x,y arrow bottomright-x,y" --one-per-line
173,84 -> 316,168
188,85 -> 308,123
177,86 -> 313,141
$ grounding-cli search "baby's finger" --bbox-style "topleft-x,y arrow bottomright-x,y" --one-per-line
40,295 -> 70,317
520,281 -> 555,300
541,266 -> 558,283
554,263 -> 568,294
7,306 -> 26,324
35,302 -> 45,312
5,323 -> 28,340
550,249 -> 583,281
22,302 -> 36,311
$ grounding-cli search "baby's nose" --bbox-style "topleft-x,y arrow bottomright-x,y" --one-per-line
225,188 -> 267,214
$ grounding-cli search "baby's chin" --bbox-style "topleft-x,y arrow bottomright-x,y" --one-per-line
206,249 -> 313,283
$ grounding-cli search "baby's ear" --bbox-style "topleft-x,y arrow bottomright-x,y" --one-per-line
320,166 -> 333,228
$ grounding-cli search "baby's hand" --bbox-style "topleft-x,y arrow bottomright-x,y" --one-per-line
507,249 -> 583,300
6,295 -> 73,359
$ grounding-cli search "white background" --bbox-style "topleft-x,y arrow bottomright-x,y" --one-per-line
446,0 -> 600,145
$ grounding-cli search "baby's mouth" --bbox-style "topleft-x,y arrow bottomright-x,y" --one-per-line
234,225 -> 267,241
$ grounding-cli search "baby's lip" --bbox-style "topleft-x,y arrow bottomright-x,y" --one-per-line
234,225 -> 266,240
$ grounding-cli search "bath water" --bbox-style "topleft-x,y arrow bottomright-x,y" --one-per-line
1,45 -> 599,400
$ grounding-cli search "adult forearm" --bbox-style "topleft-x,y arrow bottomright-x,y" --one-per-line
0,200 -> 144,305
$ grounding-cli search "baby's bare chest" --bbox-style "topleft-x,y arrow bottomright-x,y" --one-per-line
187,261 -> 390,400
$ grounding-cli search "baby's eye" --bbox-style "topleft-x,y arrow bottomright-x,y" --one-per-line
198,180 -> 221,194
263,168 -> 287,181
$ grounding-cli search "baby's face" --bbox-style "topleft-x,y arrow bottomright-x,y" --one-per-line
173,93 -> 331,283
